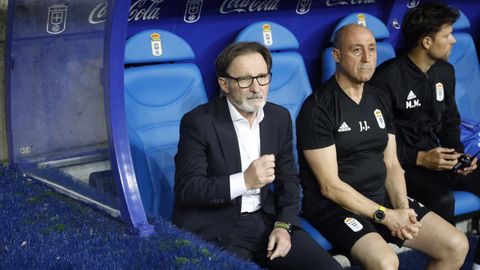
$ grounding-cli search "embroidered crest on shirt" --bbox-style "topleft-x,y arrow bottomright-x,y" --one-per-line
435,82 -> 444,101
344,217 -> 363,232
338,122 -> 351,132
406,90 -> 421,109
374,109 -> 386,129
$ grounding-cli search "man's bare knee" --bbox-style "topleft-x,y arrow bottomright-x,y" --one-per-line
445,232 -> 468,264
369,252 -> 399,270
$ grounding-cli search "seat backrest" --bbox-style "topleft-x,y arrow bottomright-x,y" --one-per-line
449,11 -> 480,123
321,13 -> 396,82
235,21 -> 312,164
124,30 -> 208,220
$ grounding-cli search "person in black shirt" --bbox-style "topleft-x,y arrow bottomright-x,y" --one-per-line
371,2 -> 480,222
370,3 -> 480,269
297,23 -> 468,269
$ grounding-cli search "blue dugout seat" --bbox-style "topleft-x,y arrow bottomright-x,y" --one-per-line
321,12 -> 395,82
124,30 -> 208,220
235,21 -> 330,250
455,191 -> 480,217
450,11 -> 480,123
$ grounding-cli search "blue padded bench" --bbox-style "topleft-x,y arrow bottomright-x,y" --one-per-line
321,12 -> 395,82
454,191 -> 480,231
455,191 -> 480,217
124,29 -> 208,220
300,218 -> 333,251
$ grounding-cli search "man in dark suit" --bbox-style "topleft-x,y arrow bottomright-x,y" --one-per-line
173,42 -> 341,270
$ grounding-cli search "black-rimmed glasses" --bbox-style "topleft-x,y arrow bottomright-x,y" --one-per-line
224,72 -> 272,88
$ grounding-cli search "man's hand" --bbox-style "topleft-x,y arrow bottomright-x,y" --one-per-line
456,157 -> 478,176
417,147 -> 459,170
383,208 -> 422,240
244,154 -> 275,190
266,228 -> 291,260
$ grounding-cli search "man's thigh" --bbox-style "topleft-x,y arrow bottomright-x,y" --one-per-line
306,205 -> 379,256
404,210 -> 468,261
223,211 -> 271,261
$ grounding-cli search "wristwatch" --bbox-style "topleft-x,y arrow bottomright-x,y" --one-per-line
274,221 -> 292,234
373,205 -> 386,223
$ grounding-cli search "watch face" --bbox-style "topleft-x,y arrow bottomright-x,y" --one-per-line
374,210 -> 385,222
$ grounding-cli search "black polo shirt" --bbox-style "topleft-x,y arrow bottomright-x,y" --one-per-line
370,55 -> 463,167
296,77 -> 394,216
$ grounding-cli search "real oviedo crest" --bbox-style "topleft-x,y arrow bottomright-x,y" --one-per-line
46,4 -> 68,35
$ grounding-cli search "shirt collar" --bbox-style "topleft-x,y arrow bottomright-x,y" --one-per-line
226,98 -> 264,124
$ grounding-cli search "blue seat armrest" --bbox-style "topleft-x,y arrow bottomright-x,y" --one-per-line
300,218 -> 332,251
454,191 -> 480,216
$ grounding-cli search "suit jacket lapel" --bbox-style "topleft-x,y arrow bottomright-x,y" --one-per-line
259,105 -> 275,204
212,98 -> 242,176
260,105 -> 274,156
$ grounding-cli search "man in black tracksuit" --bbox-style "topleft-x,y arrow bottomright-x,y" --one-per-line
371,3 -> 480,268
371,1 -> 480,224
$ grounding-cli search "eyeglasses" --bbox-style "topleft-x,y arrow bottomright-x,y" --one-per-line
224,72 -> 272,88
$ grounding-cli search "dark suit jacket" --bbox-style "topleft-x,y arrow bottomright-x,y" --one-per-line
172,97 -> 301,245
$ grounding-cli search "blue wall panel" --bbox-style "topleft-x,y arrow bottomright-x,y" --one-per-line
8,0 -> 108,161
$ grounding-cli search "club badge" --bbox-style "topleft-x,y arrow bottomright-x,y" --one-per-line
184,0 -> 203,23
296,0 -> 312,15
357,13 -> 366,27
46,4 -> 68,35
374,109 -> 386,129
262,24 -> 273,46
435,82 -> 444,101
151,32 -> 162,57
344,217 -> 363,232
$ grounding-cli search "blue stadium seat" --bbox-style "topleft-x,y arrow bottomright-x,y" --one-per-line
455,191 -> 480,217
450,11 -> 480,123
300,218 -> 333,251
321,12 -> 396,82
235,21 -> 312,165
124,30 -> 208,220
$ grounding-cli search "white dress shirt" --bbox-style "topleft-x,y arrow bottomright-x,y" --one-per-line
227,99 -> 264,213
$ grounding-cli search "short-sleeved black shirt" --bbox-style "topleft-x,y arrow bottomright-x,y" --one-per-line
297,77 -> 395,216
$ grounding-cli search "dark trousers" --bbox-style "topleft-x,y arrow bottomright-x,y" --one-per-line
404,166 -> 480,224
221,211 -> 342,270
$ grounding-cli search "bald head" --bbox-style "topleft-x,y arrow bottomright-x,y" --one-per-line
333,24 -> 375,50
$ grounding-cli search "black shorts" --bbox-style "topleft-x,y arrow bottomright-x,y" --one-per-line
306,197 -> 430,256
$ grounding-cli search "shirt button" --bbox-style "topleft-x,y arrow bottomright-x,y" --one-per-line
233,214 -> 239,220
